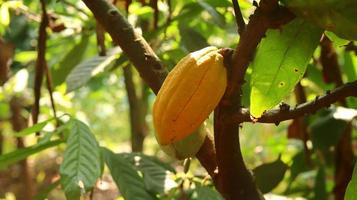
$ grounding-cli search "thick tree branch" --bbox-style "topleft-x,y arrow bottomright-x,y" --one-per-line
214,1 -> 294,199
82,0 -> 167,94
233,80 -> 357,123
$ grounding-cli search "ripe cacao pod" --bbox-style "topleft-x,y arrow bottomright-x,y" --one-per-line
153,46 -> 227,147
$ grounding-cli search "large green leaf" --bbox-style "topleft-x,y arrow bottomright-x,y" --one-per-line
121,153 -> 177,195
51,35 -> 89,86
0,140 -> 62,170
102,148 -> 157,200
253,156 -> 288,193
65,47 -> 121,93
281,0 -> 357,40
250,19 -> 322,118
59,119 -> 101,200
309,108 -> 352,151
345,163 -> 357,200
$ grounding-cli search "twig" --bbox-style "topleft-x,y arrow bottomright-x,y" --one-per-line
233,80 -> 357,123
44,63 -> 58,122
150,0 -> 159,29
32,0 -> 49,132
231,0 -> 245,35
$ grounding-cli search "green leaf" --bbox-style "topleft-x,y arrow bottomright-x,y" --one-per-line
325,31 -> 350,47
289,151 -> 310,182
65,47 -> 121,93
0,101 -> 10,119
194,186 -> 224,200
310,109 -> 349,151
0,140 -> 62,170
121,153 -> 177,194
313,167 -> 327,200
51,35 -> 89,86
345,163 -> 357,200
253,156 -> 288,193
250,19 -> 322,117
102,148 -> 157,200
33,180 -> 60,200
342,52 -> 357,108
306,64 -> 335,91
179,26 -> 208,52
201,0 -> 231,8
14,118 -> 54,137
342,52 -> 357,82
59,119 -> 101,200
0,3 -> 10,27
197,0 -> 225,27
281,0 -> 357,40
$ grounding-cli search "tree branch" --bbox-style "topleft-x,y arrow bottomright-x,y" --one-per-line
231,0 -> 245,35
32,0 -> 49,132
82,0 -> 167,94
214,1 -> 294,199
233,80 -> 357,124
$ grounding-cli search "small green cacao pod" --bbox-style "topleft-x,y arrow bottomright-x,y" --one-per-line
159,125 -> 207,160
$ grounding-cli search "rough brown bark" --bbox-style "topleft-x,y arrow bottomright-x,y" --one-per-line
233,80 -> 357,123
214,1 -> 294,199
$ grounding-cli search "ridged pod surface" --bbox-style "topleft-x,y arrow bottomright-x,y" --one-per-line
153,46 -> 227,146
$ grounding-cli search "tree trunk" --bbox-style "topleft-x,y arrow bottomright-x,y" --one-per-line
123,65 -> 148,152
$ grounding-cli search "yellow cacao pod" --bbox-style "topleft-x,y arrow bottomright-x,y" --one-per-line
153,46 -> 227,146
